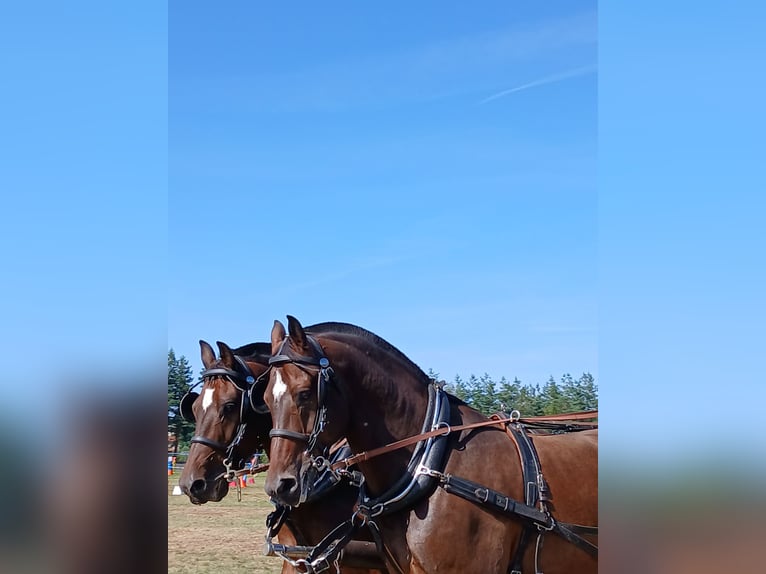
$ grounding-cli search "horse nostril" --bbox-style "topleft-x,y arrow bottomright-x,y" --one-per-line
276,476 -> 298,498
189,479 -> 206,497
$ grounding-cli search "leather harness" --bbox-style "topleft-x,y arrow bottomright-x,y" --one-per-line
264,335 -> 598,574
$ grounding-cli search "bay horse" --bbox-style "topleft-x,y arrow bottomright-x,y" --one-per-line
177,340 -> 385,574
263,317 -> 597,574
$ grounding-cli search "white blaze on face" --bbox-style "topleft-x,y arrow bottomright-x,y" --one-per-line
272,370 -> 288,404
202,388 -> 215,412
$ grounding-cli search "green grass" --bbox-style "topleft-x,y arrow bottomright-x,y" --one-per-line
168,472 -> 283,574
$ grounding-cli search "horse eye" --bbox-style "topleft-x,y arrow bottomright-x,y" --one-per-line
223,402 -> 238,414
297,390 -> 313,405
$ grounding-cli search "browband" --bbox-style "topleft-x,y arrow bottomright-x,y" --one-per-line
201,356 -> 258,391
269,335 -> 329,367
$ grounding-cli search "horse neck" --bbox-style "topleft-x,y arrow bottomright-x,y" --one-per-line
326,339 -> 430,495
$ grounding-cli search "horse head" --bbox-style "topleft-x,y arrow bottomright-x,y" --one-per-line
263,316 -> 350,507
178,339 -> 272,504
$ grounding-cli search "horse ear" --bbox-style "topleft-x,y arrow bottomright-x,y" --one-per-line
217,341 -> 235,368
200,340 -> 216,369
286,315 -> 309,352
271,320 -> 286,354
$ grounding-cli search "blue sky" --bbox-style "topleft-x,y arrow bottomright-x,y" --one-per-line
1,2 -> 763,470
1,3 -> 167,384
169,1 -> 598,385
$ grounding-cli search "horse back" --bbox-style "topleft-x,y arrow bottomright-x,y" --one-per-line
532,429 -> 598,526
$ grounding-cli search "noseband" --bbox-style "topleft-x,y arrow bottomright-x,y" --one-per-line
268,336 -> 334,457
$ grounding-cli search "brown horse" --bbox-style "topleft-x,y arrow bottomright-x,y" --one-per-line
263,317 -> 597,574
177,340 -> 385,574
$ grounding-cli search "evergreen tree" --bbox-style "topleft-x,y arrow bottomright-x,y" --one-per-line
450,374 -> 469,402
497,376 -> 522,412
168,349 -> 196,448
576,372 -> 599,410
517,382 -> 543,416
442,371 -> 596,417
466,374 -> 480,408
472,373 -> 500,415
540,375 -> 568,414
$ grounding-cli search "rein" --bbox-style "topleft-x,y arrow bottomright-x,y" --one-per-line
332,410 -> 598,472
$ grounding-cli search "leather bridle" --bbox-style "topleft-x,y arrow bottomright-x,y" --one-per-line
181,355 -> 269,476
267,335 -> 335,458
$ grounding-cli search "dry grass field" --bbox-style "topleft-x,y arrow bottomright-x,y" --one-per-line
168,470 -> 283,574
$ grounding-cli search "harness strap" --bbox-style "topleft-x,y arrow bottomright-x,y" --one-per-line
509,528 -> 532,574
302,517 -> 361,571
520,410 -> 598,422
269,335 -> 327,367
553,523 -> 599,556
189,435 -> 228,453
266,505 -> 290,539
231,463 -> 270,478
367,520 -> 406,574
505,422 -> 544,574
438,474 -> 597,558
440,474 -> 553,526
269,428 -> 311,443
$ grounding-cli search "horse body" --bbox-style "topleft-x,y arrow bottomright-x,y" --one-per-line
264,318 -> 597,574
177,340 -> 383,574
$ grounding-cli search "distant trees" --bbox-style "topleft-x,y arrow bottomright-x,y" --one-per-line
167,349 -> 195,450
445,372 -> 597,417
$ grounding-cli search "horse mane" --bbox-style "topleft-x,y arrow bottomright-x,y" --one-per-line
306,322 -> 431,384
232,341 -> 272,363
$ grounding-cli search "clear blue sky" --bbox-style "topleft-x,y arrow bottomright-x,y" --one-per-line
1,2 -> 763,471
1,3 -> 167,389
169,1 -> 598,386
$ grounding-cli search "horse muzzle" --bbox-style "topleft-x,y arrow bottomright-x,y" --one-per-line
180,475 -> 229,505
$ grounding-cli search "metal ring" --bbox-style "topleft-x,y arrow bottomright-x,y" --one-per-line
433,421 -> 452,436
510,409 -> 521,422
538,516 -> 556,532
351,509 -> 367,527
369,503 -> 385,517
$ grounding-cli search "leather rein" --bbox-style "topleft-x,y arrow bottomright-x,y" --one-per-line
331,410 -> 598,472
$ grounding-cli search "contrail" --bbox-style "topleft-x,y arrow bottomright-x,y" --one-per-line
479,64 -> 597,104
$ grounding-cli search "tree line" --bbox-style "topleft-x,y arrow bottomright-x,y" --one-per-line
169,349 -> 598,451
437,371 -> 598,417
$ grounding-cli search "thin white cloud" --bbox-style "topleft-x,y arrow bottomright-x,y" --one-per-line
479,64 -> 597,104
186,11 -> 597,113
